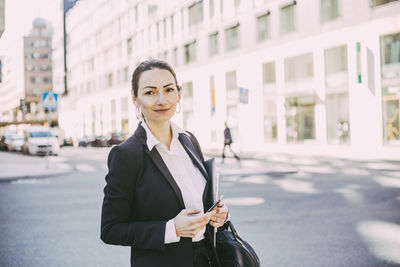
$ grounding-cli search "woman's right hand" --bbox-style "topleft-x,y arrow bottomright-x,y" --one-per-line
174,209 -> 216,238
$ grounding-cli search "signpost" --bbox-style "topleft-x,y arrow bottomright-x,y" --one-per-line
42,91 -> 58,169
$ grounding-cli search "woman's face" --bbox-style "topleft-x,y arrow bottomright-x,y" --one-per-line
134,68 -> 181,125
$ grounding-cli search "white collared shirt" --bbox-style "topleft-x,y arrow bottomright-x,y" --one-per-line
142,121 -> 207,243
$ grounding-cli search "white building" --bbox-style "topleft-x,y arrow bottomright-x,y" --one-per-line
58,0 -> 400,154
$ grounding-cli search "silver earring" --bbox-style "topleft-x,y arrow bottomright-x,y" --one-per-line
136,106 -> 140,119
176,102 -> 181,113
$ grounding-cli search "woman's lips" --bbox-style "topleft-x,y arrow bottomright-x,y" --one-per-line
154,108 -> 170,113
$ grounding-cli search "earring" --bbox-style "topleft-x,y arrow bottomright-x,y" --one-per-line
136,106 -> 141,119
176,102 -> 181,113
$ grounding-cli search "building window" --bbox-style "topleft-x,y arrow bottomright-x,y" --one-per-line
226,71 -> 237,91
107,73 -> 113,87
183,81 -> 193,98
225,24 -> 240,51
324,45 -> 348,88
188,1 -> 204,27
285,53 -> 314,82
370,0 -> 399,7
43,77 -> 52,83
382,87 -> 400,143
121,97 -> 129,114
184,41 -> 196,64
321,0 -> 339,23
171,15 -> 175,37
285,96 -> 316,143
262,62 -> 276,84
210,0 -> 215,17
280,2 -> 296,35
326,93 -> 350,144
209,32 -> 219,56
182,81 -> 194,130
256,12 -> 270,42
123,67 -> 129,83
380,32 -> 400,65
173,47 -> 178,66
234,0 -> 240,7
127,37 -> 132,55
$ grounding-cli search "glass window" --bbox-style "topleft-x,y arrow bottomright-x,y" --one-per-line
127,37 -> 132,55
324,45 -> 348,89
380,32 -> 400,65
285,96 -> 316,143
182,81 -> 193,98
173,47 -> 178,66
171,15 -> 175,36
257,12 -> 270,42
123,66 -> 129,83
321,0 -> 339,23
226,71 -> 237,91
262,62 -> 276,84
370,0 -> 399,7
111,99 -> 116,115
107,73 -> 113,87
209,32 -> 219,56
326,93 -> 350,144
210,0 -> 215,17
184,41 -> 196,64
235,0 -> 240,7
280,3 -> 296,35
285,53 -> 314,82
225,24 -> 240,51
188,1 -> 204,27
121,97 -> 129,113
382,87 -> 400,143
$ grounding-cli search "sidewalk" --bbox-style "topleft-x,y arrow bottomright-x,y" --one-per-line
0,151 -> 74,182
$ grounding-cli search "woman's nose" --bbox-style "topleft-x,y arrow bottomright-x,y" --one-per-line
156,93 -> 167,104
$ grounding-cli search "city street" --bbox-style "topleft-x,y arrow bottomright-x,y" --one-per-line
1,147 -> 400,266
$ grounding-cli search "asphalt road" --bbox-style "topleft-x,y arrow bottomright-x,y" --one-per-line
1,147 -> 400,267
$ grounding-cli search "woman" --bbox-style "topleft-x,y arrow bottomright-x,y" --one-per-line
101,59 -> 229,267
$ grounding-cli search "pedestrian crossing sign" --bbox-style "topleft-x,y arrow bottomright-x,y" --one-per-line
42,91 -> 58,110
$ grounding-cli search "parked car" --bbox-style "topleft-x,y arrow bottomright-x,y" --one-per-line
0,133 -> 15,151
78,136 -> 94,147
91,136 -> 109,147
7,135 -> 24,152
23,126 -> 60,156
50,127 -> 65,147
108,132 -> 125,146
63,137 -> 74,146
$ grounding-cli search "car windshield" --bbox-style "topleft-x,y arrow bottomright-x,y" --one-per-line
30,131 -> 52,138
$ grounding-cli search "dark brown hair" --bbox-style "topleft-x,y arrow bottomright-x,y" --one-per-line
131,59 -> 181,97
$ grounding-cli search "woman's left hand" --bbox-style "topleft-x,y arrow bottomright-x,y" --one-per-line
209,201 -> 228,228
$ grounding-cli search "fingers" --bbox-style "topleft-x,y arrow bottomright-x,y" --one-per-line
181,208 -> 201,216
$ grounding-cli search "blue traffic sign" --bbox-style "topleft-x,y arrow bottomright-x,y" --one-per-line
42,91 -> 58,110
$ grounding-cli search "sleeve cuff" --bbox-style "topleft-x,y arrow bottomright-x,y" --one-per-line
164,219 -> 181,244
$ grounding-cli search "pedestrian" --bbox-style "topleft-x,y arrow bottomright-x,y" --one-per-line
221,122 -> 240,163
100,59 -> 229,267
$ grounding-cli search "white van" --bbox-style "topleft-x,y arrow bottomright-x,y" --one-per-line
23,126 -> 60,156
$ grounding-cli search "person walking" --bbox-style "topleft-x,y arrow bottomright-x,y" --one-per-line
100,59 -> 228,267
221,122 -> 240,163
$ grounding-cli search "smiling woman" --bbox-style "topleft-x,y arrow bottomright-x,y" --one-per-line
101,59 -> 229,267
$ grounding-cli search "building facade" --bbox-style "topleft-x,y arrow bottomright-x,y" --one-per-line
59,0 -> 400,153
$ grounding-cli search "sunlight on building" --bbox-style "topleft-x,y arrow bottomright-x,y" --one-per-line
357,220 -> 400,264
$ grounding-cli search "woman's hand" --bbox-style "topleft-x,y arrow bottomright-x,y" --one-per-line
209,201 -> 228,228
174,209 -> 216,238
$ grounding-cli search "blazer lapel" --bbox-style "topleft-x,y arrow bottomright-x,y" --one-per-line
135,123 -> 186,209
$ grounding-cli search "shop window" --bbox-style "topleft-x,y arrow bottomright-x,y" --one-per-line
380,32 -> 400,65
326,93 -> 350,144
382,87 -> 400,143
324,45 -> 348,89
262,62 -> 276,84
285,96 -> 316,143
285,53 -> 313,82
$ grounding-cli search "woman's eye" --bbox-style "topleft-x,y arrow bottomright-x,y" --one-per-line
166,88 -> 175,92
144,91 -> 154,95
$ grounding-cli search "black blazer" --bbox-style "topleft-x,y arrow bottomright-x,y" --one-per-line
101,123 -> 217,267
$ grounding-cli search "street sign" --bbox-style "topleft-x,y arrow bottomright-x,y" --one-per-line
239,87 -> 249,104
42,91 -> 58,111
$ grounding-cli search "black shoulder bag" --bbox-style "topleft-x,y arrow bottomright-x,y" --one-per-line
186,132 -> 261,267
